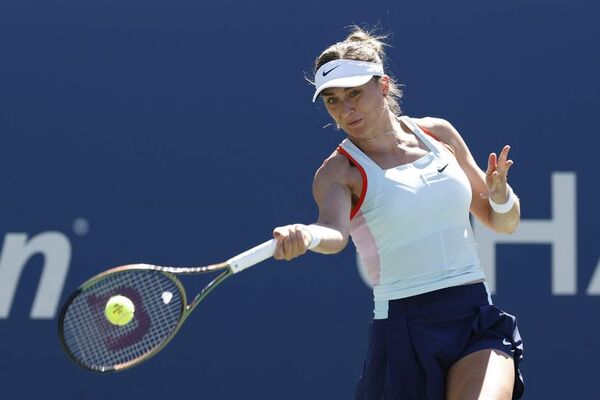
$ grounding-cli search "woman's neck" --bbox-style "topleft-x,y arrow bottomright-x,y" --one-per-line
348,112 -> 412,154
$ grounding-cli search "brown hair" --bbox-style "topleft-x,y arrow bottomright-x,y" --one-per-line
313,26 -> 403,115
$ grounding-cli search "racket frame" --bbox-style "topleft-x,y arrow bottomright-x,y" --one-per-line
58,263 -> 231,372
58,238 -> 277,372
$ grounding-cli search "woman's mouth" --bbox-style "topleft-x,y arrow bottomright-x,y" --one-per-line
347,118 -> 362,127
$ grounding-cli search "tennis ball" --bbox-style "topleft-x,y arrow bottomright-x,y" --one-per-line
104,295 -> 135,326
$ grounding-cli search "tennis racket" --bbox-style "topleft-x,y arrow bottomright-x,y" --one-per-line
58,238 -> 278,373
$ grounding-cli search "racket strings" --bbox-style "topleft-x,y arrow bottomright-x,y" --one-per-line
61,270 -> 184,371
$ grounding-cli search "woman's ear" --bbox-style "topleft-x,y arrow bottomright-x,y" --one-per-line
379,75 -> 390,97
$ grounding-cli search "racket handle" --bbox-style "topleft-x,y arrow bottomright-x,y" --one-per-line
227,239 -> 277,274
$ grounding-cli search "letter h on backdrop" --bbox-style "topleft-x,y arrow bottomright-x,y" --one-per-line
473,172 -> 578,295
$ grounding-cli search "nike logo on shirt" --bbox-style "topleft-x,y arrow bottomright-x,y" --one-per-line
323,65 -> 340,76
437,163 -> 449,173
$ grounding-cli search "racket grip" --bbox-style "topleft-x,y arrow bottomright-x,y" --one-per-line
227,239 -> 277,274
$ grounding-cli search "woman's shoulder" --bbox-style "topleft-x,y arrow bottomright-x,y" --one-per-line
410,116 -> 454,138
313,149 -> 362,190
410,116 -> 465,153
315,149 -> 354,179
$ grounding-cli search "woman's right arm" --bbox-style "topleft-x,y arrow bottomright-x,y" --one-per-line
273,153 -> 354,261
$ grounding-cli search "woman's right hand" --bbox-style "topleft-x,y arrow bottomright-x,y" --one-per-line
272,224 -> 313,261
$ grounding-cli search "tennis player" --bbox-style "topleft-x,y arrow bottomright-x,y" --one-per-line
272,27 -> 524,399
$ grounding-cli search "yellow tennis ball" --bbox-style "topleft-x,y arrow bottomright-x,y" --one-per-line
104,295 -> 135,326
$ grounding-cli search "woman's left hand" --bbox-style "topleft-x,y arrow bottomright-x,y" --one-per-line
485,145 -> 514,203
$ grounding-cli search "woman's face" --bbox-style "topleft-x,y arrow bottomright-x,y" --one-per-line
320,77 -> 389,138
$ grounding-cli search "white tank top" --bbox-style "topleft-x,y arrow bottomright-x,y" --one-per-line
337,116 -> 485,319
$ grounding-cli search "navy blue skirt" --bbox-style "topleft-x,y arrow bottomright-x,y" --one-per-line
355,283 -> 524,400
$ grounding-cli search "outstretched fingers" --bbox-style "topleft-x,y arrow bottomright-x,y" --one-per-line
484,145 -> 515,202
496,145 -> 513,179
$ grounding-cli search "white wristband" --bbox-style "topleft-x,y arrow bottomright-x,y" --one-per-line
489,187 -> 516,214
301,224 -> 323,249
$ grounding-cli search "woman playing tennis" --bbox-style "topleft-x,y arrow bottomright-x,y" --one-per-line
272,27 -> 524,399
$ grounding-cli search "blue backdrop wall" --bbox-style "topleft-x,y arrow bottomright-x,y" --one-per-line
1,0 -> 599,398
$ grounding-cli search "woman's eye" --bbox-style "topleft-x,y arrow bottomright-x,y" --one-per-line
326,97 -> 338,105
349,90 -> 361,97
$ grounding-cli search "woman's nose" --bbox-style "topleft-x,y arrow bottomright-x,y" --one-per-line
341,98 -> 354,115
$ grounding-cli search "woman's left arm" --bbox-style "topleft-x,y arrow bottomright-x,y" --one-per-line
419,117 -> 520,234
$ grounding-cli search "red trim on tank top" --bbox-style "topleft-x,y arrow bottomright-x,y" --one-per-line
417,124 -> 438,141
336,146 -> 368,220
417,124 -> 457,155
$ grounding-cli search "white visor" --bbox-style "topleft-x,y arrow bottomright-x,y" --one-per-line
312,59 -> 384,102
